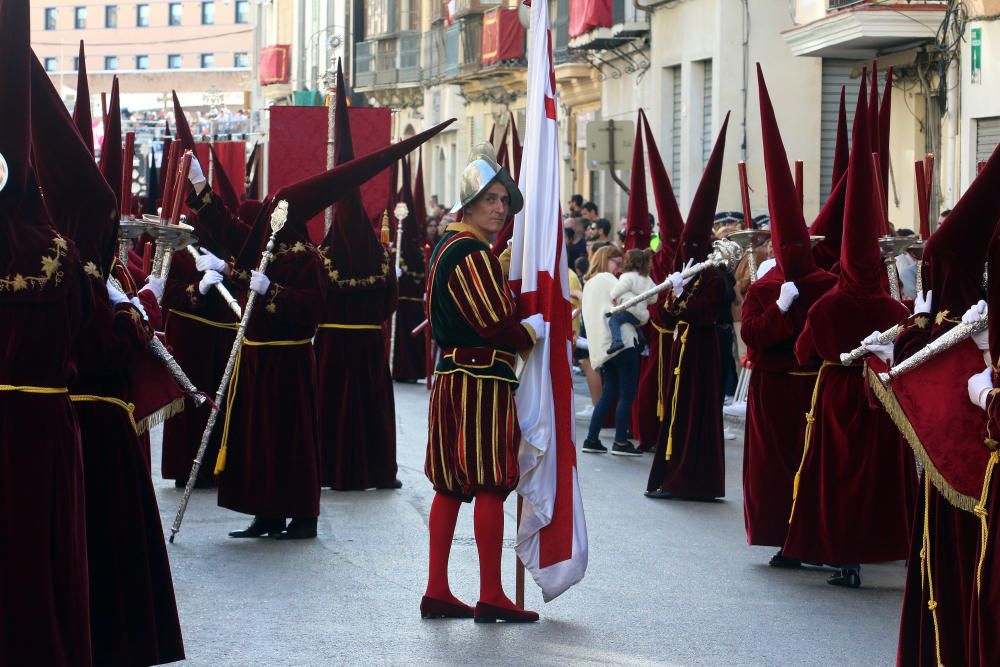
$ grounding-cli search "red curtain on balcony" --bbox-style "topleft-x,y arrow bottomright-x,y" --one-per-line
569,0 -> 612,39
259,45 -> 291,85
481,8 -> 525,66
268,106 -> 392,243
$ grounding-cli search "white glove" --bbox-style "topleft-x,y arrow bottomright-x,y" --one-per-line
667,272 -> 685,298
914,290 -> 933,315
521,313 -> 546,342
129,296 -> 149,321
776,282 -> 799,313
968,367 -> 994,410
106,279 -> 130,306
249,270 -> 271,296
963,300 -> 988,324
188,158 -> 207,186
198,269 -> 223,295
862,329 -> 883,346
395,266 -> 403,279
141,275 -> 164,301
861,329 -> 894,364
196,247 -> 226,273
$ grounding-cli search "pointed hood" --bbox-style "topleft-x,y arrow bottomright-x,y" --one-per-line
624,111 -> 650,251
245,140 -> 260,200
831,86 -> 848,192
988,225 -> 1000,361
509,111 -> 523,180
29,53 -> 118,275
489,121 -> 516,255
172,90 -> 198,153
838,70 -> 883,294
208,144 -> 240,213
878,67 -> 893,218
143,151 -> 159,214
332,60 -> 355,165
868,61 -> 880,166
413,149 -> 427,235
235,119 -> 456,269
397,153 -> 424,267
922,140 -> 1000,330
0,0 -> 32,208
72,41 -> 94,155
680,112 -> 730,263
758,65 -> 815,280
639,109 -> 684,281
98,77 -> 122,203
809,172 -> 847,272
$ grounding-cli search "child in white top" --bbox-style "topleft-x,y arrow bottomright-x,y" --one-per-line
607,248 -> 656,354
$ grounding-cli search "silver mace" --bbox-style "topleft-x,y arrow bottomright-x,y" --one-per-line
388,201 -> 408,376
607,239 -> 743,316
840,324 -> 903,366
169,200 -> 288,543
877,315 -> 989,384
108,275 -> 206,406
185,245 -> 243,318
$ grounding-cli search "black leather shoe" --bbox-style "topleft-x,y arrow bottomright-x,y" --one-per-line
768,550 -> 802,569
644,488 -> 672,499
228,517 -> 286,538
274,517 -> 318,540
377,479 -> 403,489
828,568 -> 862,589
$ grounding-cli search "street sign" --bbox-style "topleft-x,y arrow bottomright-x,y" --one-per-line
972,27 -> 982,85
586,119 -> 634,169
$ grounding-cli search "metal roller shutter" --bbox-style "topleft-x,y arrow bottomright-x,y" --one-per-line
671,65 -> 681,187
976,117 -> 1000,166
702,59 -> 713,168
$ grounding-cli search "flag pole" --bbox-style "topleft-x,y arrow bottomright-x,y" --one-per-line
516,495 -> 525,608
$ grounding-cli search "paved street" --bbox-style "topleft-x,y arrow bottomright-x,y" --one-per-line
154,379 -> 906,666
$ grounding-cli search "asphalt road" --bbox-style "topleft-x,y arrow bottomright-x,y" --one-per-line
153,379 -> 905,666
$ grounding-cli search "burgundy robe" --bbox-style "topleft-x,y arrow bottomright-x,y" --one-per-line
740,269 -> 836,546
635,294 -> 676,453
316,251 -> 400,489
650,269 -> 726,499
216,244 -> 325,518
71,284 -> 185,666
784,292 -> 916,563
969,392 -> 1000,665
391,270 -> 427,381
0,232 -> 94,667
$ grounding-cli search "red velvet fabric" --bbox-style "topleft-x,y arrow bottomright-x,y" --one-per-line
481,8 -> 525,65
71,287 -> 184,665
569,0 -> 612,38
635,302 -> 674,452
0,238 -> 94,667
259,45 -> 291,84
969,469 -> 1000,665
649,270 -> 725,499
216,248 -> 325,518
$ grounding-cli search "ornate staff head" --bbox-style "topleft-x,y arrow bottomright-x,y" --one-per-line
710,238 -> 743,273
394,201 -> 409,223
269,200 -> 288,236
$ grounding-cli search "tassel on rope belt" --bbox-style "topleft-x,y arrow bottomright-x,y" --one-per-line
215,337 -> 313,474
788,360 -> 833,524
167,309 -> 240,330
649,322 -> 674,421
69,394 -> 138,434
664,322 -> 691,461
317,322 -> 382,332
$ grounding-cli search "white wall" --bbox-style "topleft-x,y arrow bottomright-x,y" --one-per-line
960,19 -> 1000,193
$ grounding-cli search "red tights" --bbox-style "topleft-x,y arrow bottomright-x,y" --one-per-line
424,491 -> 518,610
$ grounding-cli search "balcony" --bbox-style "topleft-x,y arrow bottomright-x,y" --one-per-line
453,0 -> 501,19
444,15 -> 483,81
784,2 -> 948,58
568,0 -> 650,51
354,33 -> 423,106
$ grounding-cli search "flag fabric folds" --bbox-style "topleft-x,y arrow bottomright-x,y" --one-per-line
509,0 -> 588,602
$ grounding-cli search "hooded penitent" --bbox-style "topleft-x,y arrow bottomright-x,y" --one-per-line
831,86 -> 848,192
679,113 -> 730,263
640,108 -> 685,281
98,77 -> 123,204
208,143 -> 241,214
29,52 -> 119,277
172,90 -> 204,171
73,41 -> 94,155
624,114 -> 651,251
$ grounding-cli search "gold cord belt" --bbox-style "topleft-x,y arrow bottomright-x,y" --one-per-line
0,384 -> 68,394
664,322 -> 690,460
317,323 -> 382,331
788,360 -> 832,523
168,309 -> 240,330
215,337 -> 312,474
649,322 -> 675,421
70,394 -> 138,434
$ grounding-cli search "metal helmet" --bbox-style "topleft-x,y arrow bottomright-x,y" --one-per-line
451,142 -> 523,216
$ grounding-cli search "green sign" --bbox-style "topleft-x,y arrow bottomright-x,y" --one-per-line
972,27 -> 982,85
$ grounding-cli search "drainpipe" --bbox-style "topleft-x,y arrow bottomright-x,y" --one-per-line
944,56 -> 958,208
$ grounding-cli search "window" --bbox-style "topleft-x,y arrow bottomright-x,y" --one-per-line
73,56 -> 80,71
44,57 -> 58,73
75,6 -> 87,29
235,0 -> 249,23
169,2 -> 182,26
201,1 -> 215,25
135,54 -> 149,70
104,56 -> 118,71
234,52 -> 249,68
200,53 -> 214,69
44,7 -> 57,30
168,54 -> 182,69
105,5 -> 117,28
136,3 -> 149,27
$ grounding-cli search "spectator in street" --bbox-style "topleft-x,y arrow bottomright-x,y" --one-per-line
580,244 -> 643,455
565,216 -> 587,268
607,248 -> 655,355
582,201 -> 599,222
587,217 -> 611,245
568,194 -> 584,217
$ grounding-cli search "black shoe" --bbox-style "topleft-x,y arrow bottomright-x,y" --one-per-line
274,517 -> 318,540
644,488 -> 673,499
606,341 -> 625,355
229,516 -> 286,538
827,568 -> 861,589
174,479 -> 185,488
611,441 -> 642,456
377,479 -> 403,489
768,550 -> 802,569
582,438 -> 608,453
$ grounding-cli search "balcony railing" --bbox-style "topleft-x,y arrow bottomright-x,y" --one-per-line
828,0 -> 865,8
453,0 -> 501,19
828,0 -> 946,8
354,33 -> 422,89
444,15 -> 483,80
423,25 -> 447,80
568,0 -> 649,49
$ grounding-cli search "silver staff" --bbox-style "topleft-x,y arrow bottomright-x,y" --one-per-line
185,245 -> 243,318
108,276 -> 206,406
607,238 -> 742,316
169,200 -> 288,543
877,315 -> 989,384
840,324 -> 903,366
388,201 -> 408,376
